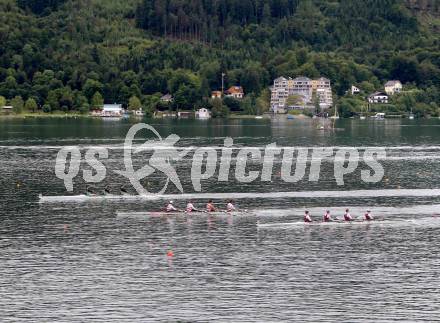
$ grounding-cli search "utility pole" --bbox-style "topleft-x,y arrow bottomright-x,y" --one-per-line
221,73 -> 225,97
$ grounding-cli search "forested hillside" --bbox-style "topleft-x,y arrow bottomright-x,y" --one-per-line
1,0 -> 439,116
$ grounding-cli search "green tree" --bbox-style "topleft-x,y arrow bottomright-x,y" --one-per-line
59,88 -> 74,110
240,95 -> 258,115
74,94 -> 89,110
312,91 -> 320,115
211,98 -> 229,118
91,92 -> 104,109
286,94 -> 304,108
338,97 -> 358,118
395,93 -> 416,112
223,96 -> 241,112
25,98 -> 38,112
128,95 -> 142,111
46,90 -> 59,111
42,104 -> 51,113
11,96 -> 24,114
84,79 -> 104,100
0,96 -> 6,107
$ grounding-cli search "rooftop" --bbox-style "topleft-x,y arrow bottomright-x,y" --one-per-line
385,80 -> 402,86
103,104 -> 123,111
369,91 -> 388,97
293,76 -> 311,82
226,86 -> 244,94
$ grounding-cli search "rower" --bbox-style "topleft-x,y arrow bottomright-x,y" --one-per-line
323,210 -> 333,222
226,200 -> 236,213
304,211 -> 312,223
186,201 -> 198,213
166,201 -> 177,213
103,185 -> 111,195
364,210 -> 374,221
344,209 -> 353,222
206,200 -> 216,213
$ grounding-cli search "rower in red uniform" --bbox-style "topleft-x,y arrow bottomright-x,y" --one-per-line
304,211 -> 312,223
364,210 -> 374,221
344,209 -> 353,222
206,200 -> 216,213
323,210 -> 333,222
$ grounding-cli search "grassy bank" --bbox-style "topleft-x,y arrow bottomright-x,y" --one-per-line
0,112 -> 89,119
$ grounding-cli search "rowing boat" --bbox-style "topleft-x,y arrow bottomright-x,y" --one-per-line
116,211 -> 246,218
257,217 -> 439,229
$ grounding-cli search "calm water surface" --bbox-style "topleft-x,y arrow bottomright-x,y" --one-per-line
0,117 -> 440,322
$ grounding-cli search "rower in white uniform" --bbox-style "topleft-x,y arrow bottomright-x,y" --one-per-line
186,201 -> 199,213
304,211 -> 313,223
166,201 -> 177,212
344,209 -> 353,222
323,210 -> 335,222
226,200 -> 236,213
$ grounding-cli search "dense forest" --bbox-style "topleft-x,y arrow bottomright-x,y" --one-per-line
1,0 -> 440,116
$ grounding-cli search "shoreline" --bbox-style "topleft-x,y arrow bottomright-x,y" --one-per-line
0,112 -> 435,120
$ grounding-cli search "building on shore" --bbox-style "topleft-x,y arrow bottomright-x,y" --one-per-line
385,80 -> 402,95
177,111 -> 193,118
196,108 -> 211,119
91,104 -> 124,117
368,92 -> 389,104
2,106 -> 13,114
211,91 -> 222,99
270,79 -> 290,114
154,111 -> 177,118
102,104 -> 124,117
316,88 -> 333,109
270,76 -> 333,113
225,86 -> 244,99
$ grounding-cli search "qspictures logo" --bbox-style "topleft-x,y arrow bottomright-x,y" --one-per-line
54,123 -> 386,194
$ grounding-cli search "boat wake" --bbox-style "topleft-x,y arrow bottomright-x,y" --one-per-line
39,189 -> 440,203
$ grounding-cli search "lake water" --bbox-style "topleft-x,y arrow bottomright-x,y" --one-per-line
0,117 -> 440,322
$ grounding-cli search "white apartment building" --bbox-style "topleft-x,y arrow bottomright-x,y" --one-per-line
270,86 -> 289,114
270,76 -> 333,113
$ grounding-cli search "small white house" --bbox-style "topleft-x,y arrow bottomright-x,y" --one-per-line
196,108 -> 211,119
160,94 -> 173,103
102,104 -> 124,117
2,106 -> 13,114
368,92 -> 389,104
385,80 -> 402,95
351,85 -> 360,95
225,86 -> 244,99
